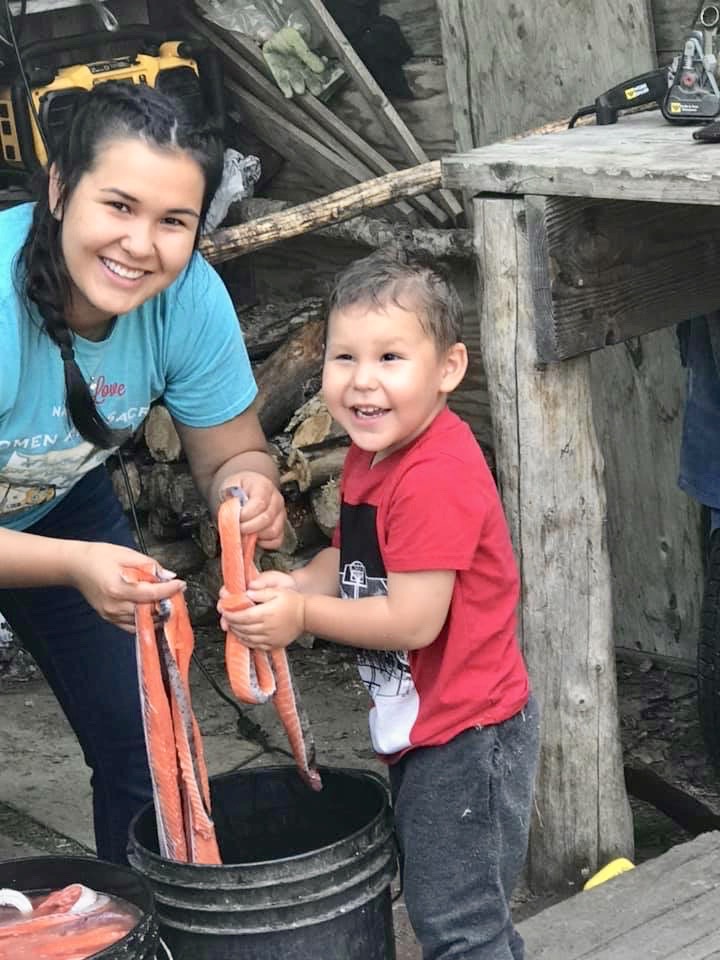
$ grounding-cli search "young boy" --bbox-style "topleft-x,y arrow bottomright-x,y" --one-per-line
221,250 -> 540,960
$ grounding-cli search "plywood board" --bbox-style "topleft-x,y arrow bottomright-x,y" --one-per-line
438,0 -> 657,150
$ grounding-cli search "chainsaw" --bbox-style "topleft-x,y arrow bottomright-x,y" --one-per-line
0,24 -> 225,182
569,1 -> 720,138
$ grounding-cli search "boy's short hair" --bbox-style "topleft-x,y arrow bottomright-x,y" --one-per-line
328,248 -> 464,352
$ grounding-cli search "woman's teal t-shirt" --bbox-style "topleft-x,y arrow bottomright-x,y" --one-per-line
0,203 -> 257,530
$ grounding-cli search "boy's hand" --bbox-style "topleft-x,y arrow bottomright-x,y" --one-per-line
218,586 -> 305,651
246,570 -> 297,592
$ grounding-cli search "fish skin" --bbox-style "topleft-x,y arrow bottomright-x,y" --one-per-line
124,562 -> 221,864
0,885 -> 138,960
218,494 -> 323,791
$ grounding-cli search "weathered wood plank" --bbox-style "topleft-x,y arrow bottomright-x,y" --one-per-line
437,0 -> 656,150
528,194 -> 705,661
526,195 -> 720,360
651,0 -> 699,63
590,330 -> 703,664
332,60 -> 455,162
380,0 -> 443,56
476,196 -> 633,890
296,0 -> 461,221
442,112 -> 720,205
518,832 -> 720,959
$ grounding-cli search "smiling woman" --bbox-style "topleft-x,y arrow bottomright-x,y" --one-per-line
0,81 -> 286,865
50,142 -> 205,339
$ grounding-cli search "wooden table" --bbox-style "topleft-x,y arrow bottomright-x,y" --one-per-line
441,112 -> 720,888
518,832 -> 720,959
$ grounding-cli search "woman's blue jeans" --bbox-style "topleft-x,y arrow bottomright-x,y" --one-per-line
0,465 -> 153,864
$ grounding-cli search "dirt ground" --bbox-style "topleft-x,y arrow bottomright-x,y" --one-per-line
1,630 -> 718,956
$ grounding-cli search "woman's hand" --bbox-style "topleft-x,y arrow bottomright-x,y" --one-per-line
219,471 -> 285,549
219,585 -> 305,652
64,541 -> 186,635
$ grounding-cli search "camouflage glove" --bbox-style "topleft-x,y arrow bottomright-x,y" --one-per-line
262,26 -> 327,98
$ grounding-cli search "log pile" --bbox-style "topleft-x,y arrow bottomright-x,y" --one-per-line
110,296 -> 348,634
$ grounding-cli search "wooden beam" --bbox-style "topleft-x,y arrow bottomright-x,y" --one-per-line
294,0 -> 462,221
525,195 -> 720,361
476,195 -> 633,890
200,161 -> 443,264
223,81 -> 365,193
238,198 -> 473,258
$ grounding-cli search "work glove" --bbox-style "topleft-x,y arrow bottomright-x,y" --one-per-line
262,26 -> 327,98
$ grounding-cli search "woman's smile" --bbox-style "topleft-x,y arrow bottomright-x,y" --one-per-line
99,257 -> 148,282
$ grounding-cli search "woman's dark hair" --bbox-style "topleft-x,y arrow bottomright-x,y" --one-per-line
327,247 -> 464,352
17,81 -> 225,449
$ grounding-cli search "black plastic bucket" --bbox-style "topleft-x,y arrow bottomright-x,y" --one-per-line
0,854 -> 159,959
127,766 -> 397,960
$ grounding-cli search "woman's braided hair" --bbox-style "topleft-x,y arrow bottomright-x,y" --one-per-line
16,81 -> 224,448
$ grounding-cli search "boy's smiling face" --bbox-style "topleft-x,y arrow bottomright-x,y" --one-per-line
322,300 -> 467,463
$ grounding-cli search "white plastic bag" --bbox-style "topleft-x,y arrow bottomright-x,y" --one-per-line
204,148 -> 262,233
194,0 -> 316,46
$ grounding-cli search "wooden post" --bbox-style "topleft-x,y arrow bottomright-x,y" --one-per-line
476,196 -> 634,889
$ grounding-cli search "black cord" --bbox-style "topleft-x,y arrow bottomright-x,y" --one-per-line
568,104 -> 596,129
3,0 -> 50,158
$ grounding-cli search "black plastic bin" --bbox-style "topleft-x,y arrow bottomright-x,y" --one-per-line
127,766 -> 397,960
0,854 -> 159,959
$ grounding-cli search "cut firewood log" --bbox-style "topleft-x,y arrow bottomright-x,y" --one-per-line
283,500 -> 326,554
254,316 -> 326,436
240,298 -> 325,361
147,507 -> 195,543
310,477 -> 341,538
184,576 -> 217,627
146,463 -> 187,508
168,472 -> 208,522
193,514 -> 220,559
144,404 -> 183,463
145,538 -> 205,578
281,445 -> 348,493
110,458 -> 149,513
287,396 -> 347,450
184,556 -> 223,626
292,410 -> 333,449
199,161 -> 443,265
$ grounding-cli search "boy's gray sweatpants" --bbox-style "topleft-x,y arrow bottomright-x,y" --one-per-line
389,695 -> 540,960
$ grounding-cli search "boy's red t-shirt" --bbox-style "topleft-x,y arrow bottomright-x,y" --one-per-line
332,407 -> 530,762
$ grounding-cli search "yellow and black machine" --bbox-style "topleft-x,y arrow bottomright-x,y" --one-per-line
0,24 -> 225,182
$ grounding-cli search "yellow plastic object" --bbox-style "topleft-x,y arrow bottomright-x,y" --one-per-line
0,42 -> 199,171
583,857 -> 635,891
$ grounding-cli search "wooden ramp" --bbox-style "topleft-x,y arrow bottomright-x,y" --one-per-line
517,832 -> 720,958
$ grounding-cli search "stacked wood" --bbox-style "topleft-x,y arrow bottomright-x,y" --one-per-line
109,301 -> 348,632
